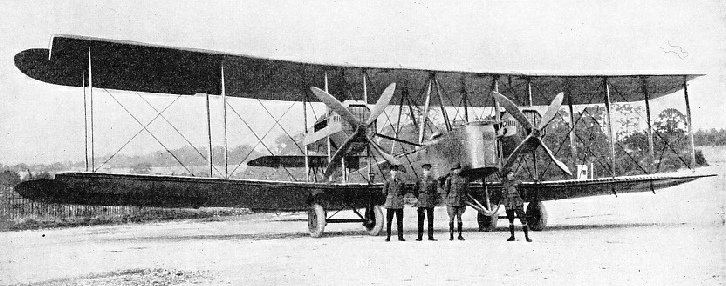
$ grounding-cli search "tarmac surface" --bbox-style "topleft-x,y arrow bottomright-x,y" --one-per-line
1,165 -> 724,285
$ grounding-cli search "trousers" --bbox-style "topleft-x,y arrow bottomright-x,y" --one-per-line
386,208 -> 404,238
417,207 -> 434,238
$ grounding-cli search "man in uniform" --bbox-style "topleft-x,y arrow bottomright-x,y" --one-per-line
414,163 -> 438,241
444,163 -> 468,241
383,165 -> 407,241
502,170 -> 532,242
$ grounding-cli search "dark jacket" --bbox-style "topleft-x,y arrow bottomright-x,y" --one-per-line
502,178 -> 524,210
383,177 -> 407,209
444,173 -> 469,207
414,176 -> 438,208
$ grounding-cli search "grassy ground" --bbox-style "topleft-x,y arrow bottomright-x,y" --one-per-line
0,207 -> 251,231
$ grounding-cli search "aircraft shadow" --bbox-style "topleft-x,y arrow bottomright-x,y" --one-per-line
111,229 -> 378,242
482,222 -> 686,233
109,222 -> 686,243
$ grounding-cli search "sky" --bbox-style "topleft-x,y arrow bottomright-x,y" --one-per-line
0,0 -> 724,165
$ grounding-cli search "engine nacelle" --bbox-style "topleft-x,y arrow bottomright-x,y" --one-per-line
419,120 -> 500,179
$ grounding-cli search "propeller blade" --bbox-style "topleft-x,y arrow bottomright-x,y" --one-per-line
538,92 -> 564,130
540,142 -> 572,176
310,87 -> 361,127
322,134 -> 359,180
302,124 -> 342,146
369,139 -> 402,166
366,83 -> 396,127
491,92 -> 534,132
502,135 -> 539,171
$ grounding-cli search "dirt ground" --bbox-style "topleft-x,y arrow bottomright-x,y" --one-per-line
1,165 -> 724,286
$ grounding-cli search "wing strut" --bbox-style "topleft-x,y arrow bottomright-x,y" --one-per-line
88,48 -> 95,172
433,75 -> 452,131
602,77 -> 616,178
641,76 -> 655,173
418,79 -> 433,144
221,65 -> 229,179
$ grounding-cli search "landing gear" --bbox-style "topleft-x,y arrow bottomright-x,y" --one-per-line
308,203 -> 326,238
477,213 -> 498,232
525,201 -> 548,231
307,203 -> 385,238
471,186 -> 500,232
363,205 -> 384,236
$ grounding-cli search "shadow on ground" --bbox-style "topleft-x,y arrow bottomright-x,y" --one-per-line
108,221 -> 686,243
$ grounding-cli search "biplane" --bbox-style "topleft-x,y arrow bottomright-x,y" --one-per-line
13,35 -> 715,237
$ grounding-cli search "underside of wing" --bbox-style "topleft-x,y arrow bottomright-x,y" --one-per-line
15,34 -> 703,106
14,172 -> 383,211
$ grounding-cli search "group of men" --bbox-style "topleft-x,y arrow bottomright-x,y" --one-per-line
382,163 -> 532,242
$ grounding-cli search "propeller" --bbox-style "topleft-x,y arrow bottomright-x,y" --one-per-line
491,91 -> 571,176
309,83 -> 401,180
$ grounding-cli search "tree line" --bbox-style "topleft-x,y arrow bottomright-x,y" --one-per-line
693,128 -> 726,146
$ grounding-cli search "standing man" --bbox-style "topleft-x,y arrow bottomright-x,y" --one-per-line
444,163 -> 468,241
383,165 -> 407,241
502,170 -> 532,242
414,163 -> 438,241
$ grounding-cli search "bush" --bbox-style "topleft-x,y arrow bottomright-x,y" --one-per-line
695,149 -> 708,166
0,170 -> 21,187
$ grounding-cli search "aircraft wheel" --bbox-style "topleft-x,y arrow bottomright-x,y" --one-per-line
477,213 -> 498,232
308,203 -> 326,238
364,205 -> 384,236
526,201 -> 548,231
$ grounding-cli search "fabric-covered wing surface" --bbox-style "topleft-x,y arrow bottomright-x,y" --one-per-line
517,173 -> 715,201
15,34 -> 703,106
473,173 -> 715,203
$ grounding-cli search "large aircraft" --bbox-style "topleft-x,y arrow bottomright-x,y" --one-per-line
13,34 -> 715,237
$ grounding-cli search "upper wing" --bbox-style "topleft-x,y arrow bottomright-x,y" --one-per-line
15,34 -> 702,106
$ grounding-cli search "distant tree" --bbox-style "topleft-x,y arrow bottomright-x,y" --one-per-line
130,162 -> 152,174
694,128 -> 726,146
273,133 -> 305,155
33,172 -> 53,179
655,108 -> 687,135
0,170 -> 21,186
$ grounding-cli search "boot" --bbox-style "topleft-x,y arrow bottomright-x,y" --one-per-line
507,224 -> 515,241
523,225 -> 532,242
417,209 -> 424,241
449,222 -> 454,240
457,222 -> 465,240
416,225 -> 423,241
397,215 -> 405,241
385,221 -> 392,242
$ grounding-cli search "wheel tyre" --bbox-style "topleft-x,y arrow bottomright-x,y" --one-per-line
477,213 -> 498,232
364,205 -> 384,236
526,202 -> 548,231
308,203 -> 326,238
